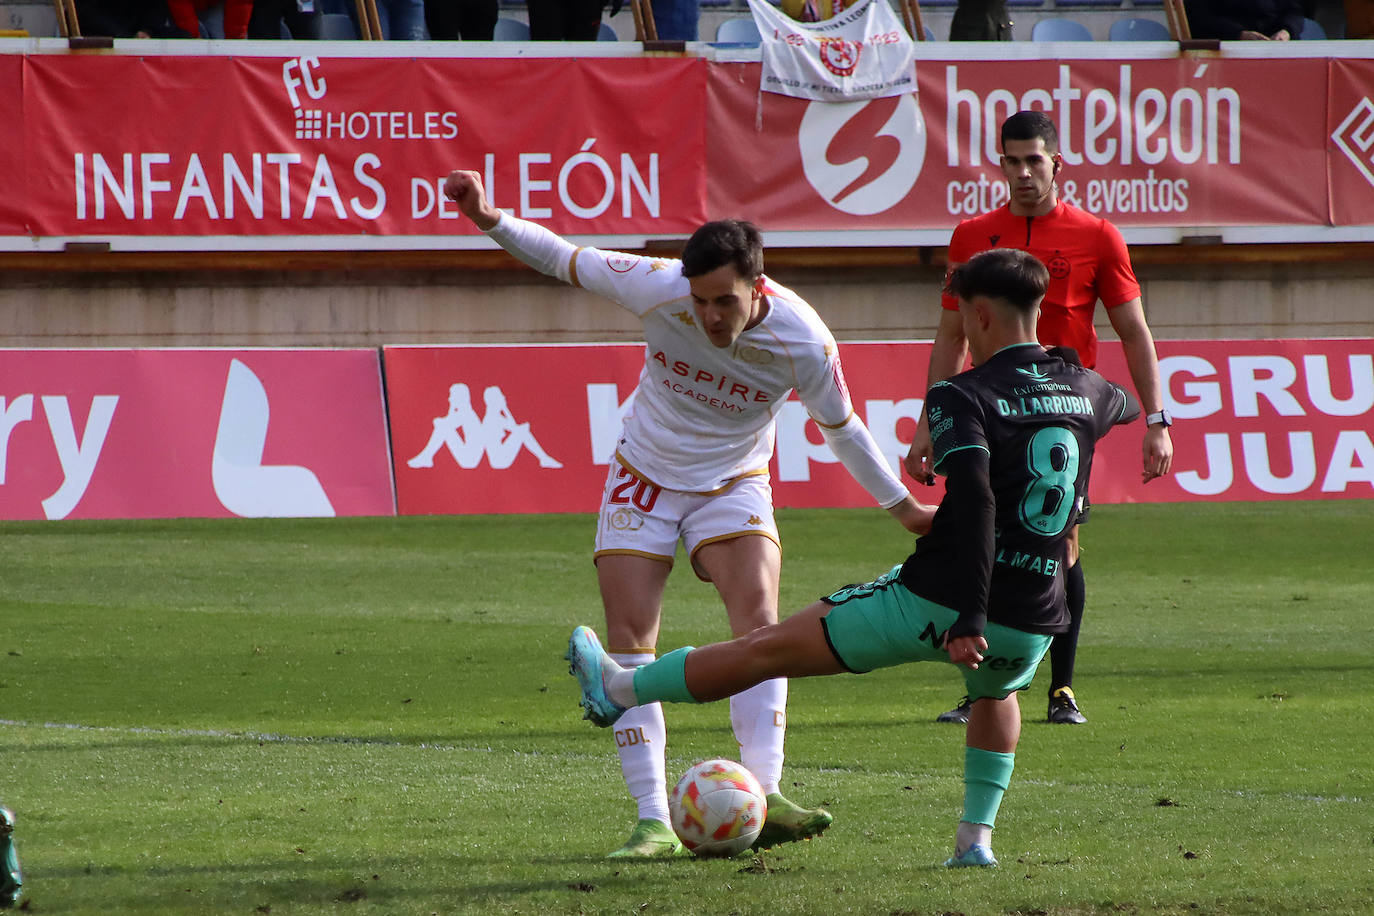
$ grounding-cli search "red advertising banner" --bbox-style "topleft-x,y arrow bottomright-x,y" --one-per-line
20,54 -> 706,240
4,48 -> 1374,248
0,55 -> 25,238
1095,338 -> 1374,503
386,338 -> 1373,516
1327,59 -> 1374,227
0,349 -> 394,520
384,342 -> 933,515
706,57 -> 1331,231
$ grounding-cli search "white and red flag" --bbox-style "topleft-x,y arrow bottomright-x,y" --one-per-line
745,0 -> 916,101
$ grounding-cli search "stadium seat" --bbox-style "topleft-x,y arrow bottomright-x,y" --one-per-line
598,21 -> 617,39
715,16 -> 762,44
1299,17 -> 1326,39
1108,17 -> 1171,40
319,13 -> 358,39
1030,17 -> 1094,41
493,17 -> 530,40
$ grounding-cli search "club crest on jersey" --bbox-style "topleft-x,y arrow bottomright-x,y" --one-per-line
1046,253 -> 1071,279
606,254 -> 641,273
737,346 -> 773,364
1015,364 -> 1053,383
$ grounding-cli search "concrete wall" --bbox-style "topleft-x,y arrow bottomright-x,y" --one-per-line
3,245 -> 1370,348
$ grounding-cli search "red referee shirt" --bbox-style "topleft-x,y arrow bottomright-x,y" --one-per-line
941,200 -> 1140,369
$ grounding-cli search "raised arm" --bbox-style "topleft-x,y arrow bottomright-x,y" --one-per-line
444,169 -> 579,282
444,170 -> 501,230
1105,297 -> 1173,483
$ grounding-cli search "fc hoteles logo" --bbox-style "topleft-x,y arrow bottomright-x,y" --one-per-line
818,37 -> 861,78
282,56 -> 328,141
799,94 -> 926,216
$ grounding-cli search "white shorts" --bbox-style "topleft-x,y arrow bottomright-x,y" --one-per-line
593,461 -> 779,581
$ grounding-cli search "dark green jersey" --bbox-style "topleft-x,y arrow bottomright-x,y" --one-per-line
900,343 -> 1139,637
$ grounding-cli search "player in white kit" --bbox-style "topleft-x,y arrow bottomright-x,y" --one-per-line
445,170 -> 934,857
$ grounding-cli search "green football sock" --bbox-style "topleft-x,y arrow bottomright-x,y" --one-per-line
631,646 -> 698,705
961,747 -> 1015,828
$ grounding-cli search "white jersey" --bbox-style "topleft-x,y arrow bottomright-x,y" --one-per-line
486,214 -> 909,504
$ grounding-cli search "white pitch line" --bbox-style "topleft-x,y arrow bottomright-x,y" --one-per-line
0,718 -> 488,752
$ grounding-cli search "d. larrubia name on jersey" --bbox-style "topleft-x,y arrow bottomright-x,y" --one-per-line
899,343 -> 1140,639
484,213 -> 909,507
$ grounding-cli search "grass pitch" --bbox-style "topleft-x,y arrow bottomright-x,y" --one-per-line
1,502 -> 1371,915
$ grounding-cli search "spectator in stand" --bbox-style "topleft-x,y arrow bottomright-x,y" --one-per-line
247,0 -> 320,36
166,0 -> 252,37
652,0 -> 697,39
424,0 -> 496,40
1183,0 -> 1305,39
75,0 -> 188,35
949,0 -> 1011,40
374,0 -> 427,38
1347,0 -> 1374,37
781,0 -> 856,21
528,0 -> 605,39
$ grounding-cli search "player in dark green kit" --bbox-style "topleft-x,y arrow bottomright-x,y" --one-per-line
567,248 -> 1140,866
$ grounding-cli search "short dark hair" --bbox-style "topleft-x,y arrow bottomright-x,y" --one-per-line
1001,110 -> 1059,152
945,248 -> 1049,313
680,219 -> 764,280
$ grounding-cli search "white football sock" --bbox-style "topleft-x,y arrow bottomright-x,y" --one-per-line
730,677 -> 787,796
605,663 -> 637,709
610,652 -> 670,825
956,820 -> 992,853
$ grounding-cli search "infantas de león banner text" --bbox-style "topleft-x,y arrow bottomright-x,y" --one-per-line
12,55 -> 708,240
5,52 -> 1374,242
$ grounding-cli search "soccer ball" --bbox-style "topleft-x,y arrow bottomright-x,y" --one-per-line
668,758 -> 767,857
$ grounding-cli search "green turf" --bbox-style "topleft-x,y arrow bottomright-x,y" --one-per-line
1,502 -> 1371,914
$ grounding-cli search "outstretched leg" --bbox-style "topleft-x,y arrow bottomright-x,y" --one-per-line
946,693 -> 1021,868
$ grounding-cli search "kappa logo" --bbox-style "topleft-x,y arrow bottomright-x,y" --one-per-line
1332,97 -> 1374,189
799,94 -> 926,216
408,383 -> 562,471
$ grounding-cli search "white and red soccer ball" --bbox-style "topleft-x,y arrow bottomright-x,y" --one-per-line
668,758 -> 767,857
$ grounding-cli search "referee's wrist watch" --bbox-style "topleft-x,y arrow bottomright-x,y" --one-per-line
1146,409 -> 1173,428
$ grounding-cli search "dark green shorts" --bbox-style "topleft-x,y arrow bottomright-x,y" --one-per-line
819,565 -> 1052,701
